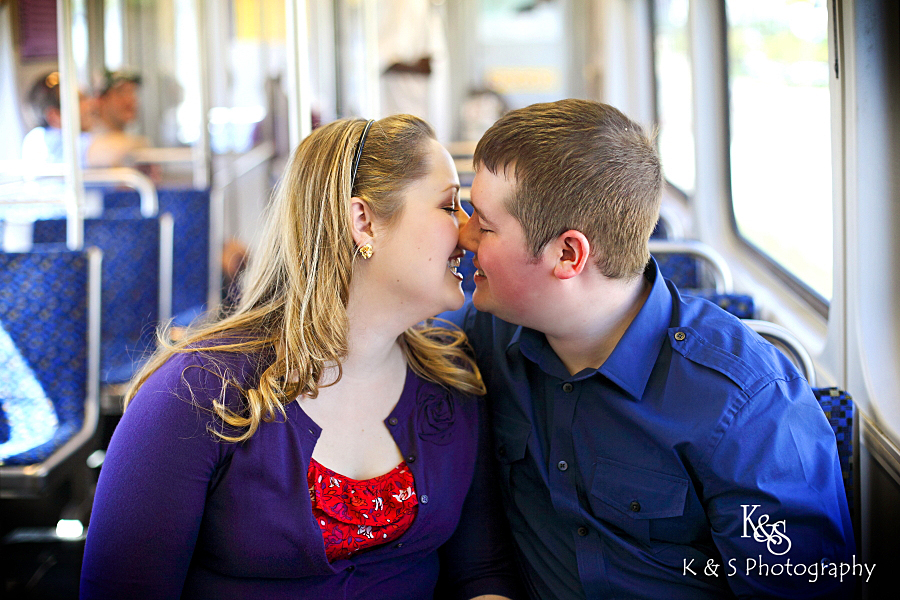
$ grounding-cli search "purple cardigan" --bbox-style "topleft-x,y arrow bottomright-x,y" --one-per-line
80,348 -> 521,599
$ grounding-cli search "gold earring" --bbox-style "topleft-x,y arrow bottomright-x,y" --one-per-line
359,243 -> 373,259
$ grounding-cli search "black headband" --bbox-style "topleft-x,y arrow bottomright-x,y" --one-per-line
351,119 -> 375,185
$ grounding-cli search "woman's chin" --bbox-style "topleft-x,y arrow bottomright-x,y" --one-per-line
437,286 -> 466,314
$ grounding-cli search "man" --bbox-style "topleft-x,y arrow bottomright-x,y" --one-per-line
450,99 -> 854,599
87,70 -> 148,168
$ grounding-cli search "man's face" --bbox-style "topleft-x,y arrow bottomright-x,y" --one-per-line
458,168 -> 554,328
100,81 -> 139,129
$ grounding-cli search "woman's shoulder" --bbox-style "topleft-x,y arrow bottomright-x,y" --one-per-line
136,344 -> 273,413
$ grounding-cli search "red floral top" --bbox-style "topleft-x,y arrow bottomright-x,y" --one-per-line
308,458 -> 418,562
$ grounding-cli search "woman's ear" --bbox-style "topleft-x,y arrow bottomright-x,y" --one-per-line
552,230 -> 591,280
349,196 -> 375,247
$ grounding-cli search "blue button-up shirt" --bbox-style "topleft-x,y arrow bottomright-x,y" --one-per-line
450,261 -> 854,599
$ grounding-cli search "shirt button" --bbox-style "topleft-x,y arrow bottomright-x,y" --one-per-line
577,526 -> 589,537
388,417 -> 398,426
420,495 -> 429,504
630,500 -> 641,512
674,331 -> 686,341
406,455 -> 416,463
557,460 -> 568,471
562,382 -> 574,393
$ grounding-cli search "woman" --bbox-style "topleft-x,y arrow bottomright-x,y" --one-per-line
80,116 -> 520,599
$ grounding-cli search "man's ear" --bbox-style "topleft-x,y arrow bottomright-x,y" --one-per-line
349,196 -> 375,247
552,230 -> 591,280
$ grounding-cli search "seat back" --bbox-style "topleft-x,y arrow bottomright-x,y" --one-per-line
0,248 -> 101,495
104,188 -> 211,315
689,290 -> 756,319
812,387 -> 855,519
650,239 -> 734,293
33,215 -> 172,384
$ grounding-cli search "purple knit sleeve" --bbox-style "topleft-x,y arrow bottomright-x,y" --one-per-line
80,351 -> 242,599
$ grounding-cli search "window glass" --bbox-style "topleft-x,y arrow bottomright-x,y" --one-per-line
726,0 -> 832,301
653,0 -> 694,195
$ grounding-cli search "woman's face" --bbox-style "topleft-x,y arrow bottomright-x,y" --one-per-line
368,138 -> 466,319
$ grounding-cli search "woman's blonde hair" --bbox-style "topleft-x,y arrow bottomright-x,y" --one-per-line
124,115 -> 484,442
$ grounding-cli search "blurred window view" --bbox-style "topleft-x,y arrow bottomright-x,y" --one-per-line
726,0 -> 832,301
475,0 -> 567,110
653,0 -> 694,195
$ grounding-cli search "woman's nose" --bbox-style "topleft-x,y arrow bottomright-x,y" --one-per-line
457,206 -> 477,253
457,207 -> 469,230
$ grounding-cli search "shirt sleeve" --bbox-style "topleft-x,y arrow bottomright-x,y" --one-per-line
701,376 -> 855,599
435,396 -> 526,600
80,353 -> 237,599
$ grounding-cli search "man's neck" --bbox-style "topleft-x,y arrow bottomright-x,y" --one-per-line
544,275 -> 651,376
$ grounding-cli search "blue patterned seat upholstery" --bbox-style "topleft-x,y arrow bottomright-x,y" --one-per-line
33,217 -> 162,384
0,249 -> 99,474
103,188 -> 211,314
685,290 -> 756,319
812,387 -> 855,519
656,254 -> 701,288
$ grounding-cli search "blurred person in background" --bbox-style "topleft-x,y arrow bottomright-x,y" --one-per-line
86,69 -> 149,168
21,70 -> 95,165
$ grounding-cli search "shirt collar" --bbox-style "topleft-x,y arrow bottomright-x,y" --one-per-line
506,258 -> 673,399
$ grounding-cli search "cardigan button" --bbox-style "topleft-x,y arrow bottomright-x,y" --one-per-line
562,382 -> 574,393
420,495 -> 429,504
346,565 -> 355,572
406,455 -> 416,463
577,526 -> 589,537
388,417 -> 398,426
630,501 -> 641,512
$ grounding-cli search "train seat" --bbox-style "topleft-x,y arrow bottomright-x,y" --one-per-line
32,215 -> 174,385
102,188 -> 212,316
650,239 -> 734,293
688,290 -> 756,319
0,248 -> 100,496
813,387 -> 856,519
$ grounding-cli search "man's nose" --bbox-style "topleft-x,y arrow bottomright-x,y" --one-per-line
457,205 -> 477,253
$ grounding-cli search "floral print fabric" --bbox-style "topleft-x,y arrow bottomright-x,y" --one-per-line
308,458 -> 418,562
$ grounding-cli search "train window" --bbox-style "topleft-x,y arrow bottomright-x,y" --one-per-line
725,0 -> 832,302
653,0 -> 694,195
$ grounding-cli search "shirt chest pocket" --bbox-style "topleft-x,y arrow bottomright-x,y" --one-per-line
493,412 -> 531,486
588,458 -> 690,548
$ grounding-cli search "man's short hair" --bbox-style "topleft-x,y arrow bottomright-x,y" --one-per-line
97,70 -> 142,96
474,99 -> 663,280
